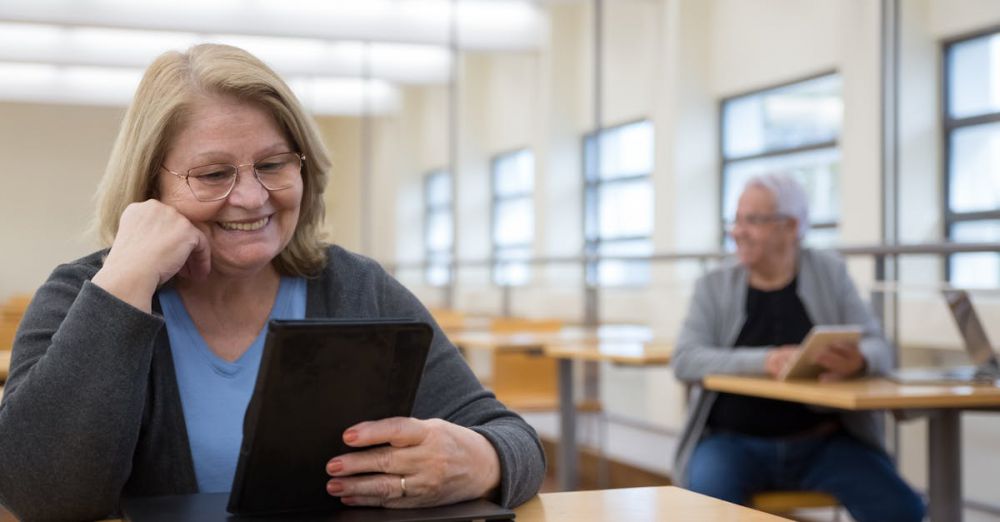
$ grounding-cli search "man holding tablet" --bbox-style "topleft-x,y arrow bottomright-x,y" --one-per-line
671,175 -> 924,522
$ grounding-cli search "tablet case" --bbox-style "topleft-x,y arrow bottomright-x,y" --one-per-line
228,319 -> 433,516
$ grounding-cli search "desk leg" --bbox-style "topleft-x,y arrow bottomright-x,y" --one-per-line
927,410 -> 961,522
557,358 -> 577,491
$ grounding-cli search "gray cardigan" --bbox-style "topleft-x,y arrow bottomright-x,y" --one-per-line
671,248 -> 892,485
0,246 -> 545,521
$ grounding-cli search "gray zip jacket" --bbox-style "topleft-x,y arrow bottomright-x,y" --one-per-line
0,245 -> 545,521
671,248 -> 892,485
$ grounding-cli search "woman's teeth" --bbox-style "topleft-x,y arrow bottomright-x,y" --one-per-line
218,217 -> 268,231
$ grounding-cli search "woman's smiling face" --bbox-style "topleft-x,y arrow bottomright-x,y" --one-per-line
158,95 -> 303,278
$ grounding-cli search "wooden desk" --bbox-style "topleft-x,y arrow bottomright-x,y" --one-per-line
1,486 -> 787,522
515,486 -> 788,521
450,324 -> 655,353
436,315 -> 494,335
704,375 -> 1000,522
543,341 -> 672,492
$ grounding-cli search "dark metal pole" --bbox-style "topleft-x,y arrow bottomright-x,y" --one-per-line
361,42 -> 372,257
446,0 -> 459,309
880,0 -> 902,465
584,0 -> 603,328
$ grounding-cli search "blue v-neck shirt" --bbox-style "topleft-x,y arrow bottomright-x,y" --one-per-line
158,277 -> 306,492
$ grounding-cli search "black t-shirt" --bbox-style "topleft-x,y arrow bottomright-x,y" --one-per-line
706,276 -> 836,437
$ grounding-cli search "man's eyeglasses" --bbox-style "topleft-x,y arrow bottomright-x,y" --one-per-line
725,213 -> 791,230
162,152 -> 305,202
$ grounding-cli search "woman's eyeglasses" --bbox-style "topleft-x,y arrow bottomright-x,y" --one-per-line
162,152 -> 305,202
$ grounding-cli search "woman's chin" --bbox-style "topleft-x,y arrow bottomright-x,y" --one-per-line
210,249 -> 279,278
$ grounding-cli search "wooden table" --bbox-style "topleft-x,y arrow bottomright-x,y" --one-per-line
543,340 -> 672,492
1,486 -> 787,522
514,486 -> 788,521
449,324 -> 655,354
703,375 -> 1000,522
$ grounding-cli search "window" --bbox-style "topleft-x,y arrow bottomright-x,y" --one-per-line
720,73 -> 843,249
491,149 -> 534,286
424,169 -> 453,286
583,120 -> 654,286
944,30 -> 1000,288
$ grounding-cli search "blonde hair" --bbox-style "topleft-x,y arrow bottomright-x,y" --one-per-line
95,43 -> 330,276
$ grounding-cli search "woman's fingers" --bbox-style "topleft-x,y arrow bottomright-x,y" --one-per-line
328,472 -> 429,508
344,417 -> 428,448
327,445 -> 419,477
326,418 -> 500,508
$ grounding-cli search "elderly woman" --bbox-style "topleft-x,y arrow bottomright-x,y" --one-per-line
0,44 -> 543,520
671,175 -> 924,522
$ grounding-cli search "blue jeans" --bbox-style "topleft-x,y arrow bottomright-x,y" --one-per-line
687,431 -> 925,522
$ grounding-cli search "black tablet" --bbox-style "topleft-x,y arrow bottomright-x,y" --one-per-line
227,319 -> 433,516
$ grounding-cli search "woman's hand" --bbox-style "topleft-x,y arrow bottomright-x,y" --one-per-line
812,341 -> 866,382
92,200 -> 210,312
325,417 -> 501,508
765,345 -> 799,378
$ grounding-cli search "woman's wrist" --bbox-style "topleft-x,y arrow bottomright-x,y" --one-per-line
92,264 -> 158,313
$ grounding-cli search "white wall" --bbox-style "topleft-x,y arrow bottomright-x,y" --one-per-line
0,102 -> 121,298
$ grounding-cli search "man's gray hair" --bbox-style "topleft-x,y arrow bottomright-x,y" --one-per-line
744,174 -> 810,239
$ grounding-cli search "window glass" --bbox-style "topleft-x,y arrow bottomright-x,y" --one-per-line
583,121 -> 655,286
585,120 -> 654,181
492,149 -> 534,286
723,74 -> 842,159
947,33 -> 1000,119
493,149 -> 534,196
598,179 -> 654,239
948,121 -> 1000,213
950,221 -> 1000,288
424,169 -> 452,286
945,30 -> 1000,285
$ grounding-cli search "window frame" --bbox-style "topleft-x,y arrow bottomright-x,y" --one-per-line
582,118 -> 655,288
423,168 -> 453,287
718,70 -> 842,246
941,26 -> 1000,283
490,147 -> 535,287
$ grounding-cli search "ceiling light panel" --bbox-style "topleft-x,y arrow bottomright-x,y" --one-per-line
0,0 -> 542,50
0,60 -> 398,116
0,22 -> 451,84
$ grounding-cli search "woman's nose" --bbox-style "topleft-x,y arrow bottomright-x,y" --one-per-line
226,166 -> 269,208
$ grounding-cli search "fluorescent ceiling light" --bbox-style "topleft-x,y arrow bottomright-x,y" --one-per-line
0,61 -> 399,116
0,0 -> 543,50
0,0 -> 538,111
0,22 -> 451,84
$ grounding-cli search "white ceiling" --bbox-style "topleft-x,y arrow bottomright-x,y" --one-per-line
0,0 -> 544,115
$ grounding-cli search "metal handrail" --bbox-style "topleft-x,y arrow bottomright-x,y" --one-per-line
383,241 -> 1000,272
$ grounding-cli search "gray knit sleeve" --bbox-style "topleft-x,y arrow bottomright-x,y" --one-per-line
0,260 -> 163,521
672,273 -> 770,383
